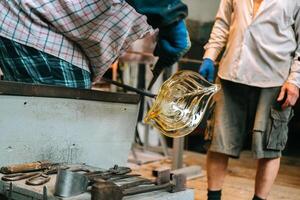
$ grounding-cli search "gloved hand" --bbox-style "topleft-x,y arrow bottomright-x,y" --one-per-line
199,58 -> 215,82
154,20 -> 191,69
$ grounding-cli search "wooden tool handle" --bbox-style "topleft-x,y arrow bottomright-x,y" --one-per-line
0,161 -> 51,174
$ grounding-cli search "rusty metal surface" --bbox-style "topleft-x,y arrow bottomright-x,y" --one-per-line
0,81 -> 140,104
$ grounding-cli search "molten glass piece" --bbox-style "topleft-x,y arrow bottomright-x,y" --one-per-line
144,70 -> 221,138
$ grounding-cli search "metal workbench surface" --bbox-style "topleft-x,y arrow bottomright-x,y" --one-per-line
0,173 -> 194,200
0,81 -> 140,104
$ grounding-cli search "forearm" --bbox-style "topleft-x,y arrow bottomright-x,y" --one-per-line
203,19 -> 230,61
203,0 -> 233,61
125,0 -> 188,29
287,8 -> 300,88
287,54 -> 300,88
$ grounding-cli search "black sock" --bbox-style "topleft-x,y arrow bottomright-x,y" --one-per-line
207,190 -> 222,200
252,195 -> 265,200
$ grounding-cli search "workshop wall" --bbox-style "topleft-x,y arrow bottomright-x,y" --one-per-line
180,0 -> 221,71
182,0 -> 220,22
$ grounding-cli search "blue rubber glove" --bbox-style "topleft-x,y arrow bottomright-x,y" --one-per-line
154,20 -> 191,69
199,58 -> 215,82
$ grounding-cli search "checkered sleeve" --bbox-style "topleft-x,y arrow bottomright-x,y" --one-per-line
0,0 -> 152,78
33,0 -> 152,77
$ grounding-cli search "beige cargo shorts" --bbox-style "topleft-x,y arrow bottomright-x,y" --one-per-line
206,79 -> 294,159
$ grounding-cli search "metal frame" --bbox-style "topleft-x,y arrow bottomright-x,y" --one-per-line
0,81 -> 140,104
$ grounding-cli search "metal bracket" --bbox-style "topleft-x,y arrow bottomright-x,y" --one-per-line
7,182 -> 12,200
43,186 -> 48,200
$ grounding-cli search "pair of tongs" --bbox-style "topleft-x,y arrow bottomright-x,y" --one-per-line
2,165 -> 69,186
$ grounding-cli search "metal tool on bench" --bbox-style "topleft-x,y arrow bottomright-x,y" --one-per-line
1,161 -> 69,186
91,173 -> 186,200
0,161 -> 53,174
54,169 -> 90,197
83,165 -> 141,183
108,168 -> 171,192
1,167 -> 67,186
152,168 -> 171,185
2,172 -> 51,186
54,165 -> 137,198
88,165 -> 132,180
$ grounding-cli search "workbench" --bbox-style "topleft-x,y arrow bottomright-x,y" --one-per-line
0,81 -> 140,168
0,173 -> 194,200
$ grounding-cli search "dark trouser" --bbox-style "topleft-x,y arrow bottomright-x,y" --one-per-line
0,36 -> 91,89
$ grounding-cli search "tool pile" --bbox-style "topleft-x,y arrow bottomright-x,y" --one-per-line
0,161 -> 187,200
0,161 -> 67,186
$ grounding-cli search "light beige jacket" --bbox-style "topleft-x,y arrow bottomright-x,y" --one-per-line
204,0 -> 300,88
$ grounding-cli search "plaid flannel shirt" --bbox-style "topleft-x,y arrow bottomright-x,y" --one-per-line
0,0 -> 152,79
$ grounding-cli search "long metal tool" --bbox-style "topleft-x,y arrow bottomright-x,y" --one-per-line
1,164 -> 69,186
91,174 -> 186,200
101,78 -> 156,98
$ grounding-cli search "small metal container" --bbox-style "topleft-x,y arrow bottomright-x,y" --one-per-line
54,169 -> 89,197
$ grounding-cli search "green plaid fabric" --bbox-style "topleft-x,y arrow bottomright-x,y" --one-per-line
0,36 -> 91,89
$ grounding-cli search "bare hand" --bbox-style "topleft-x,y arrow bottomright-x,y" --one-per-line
277,82 -> 299,109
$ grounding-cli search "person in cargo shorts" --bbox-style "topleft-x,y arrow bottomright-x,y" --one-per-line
199,0 -> 300,200
0,0 -> 190,89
